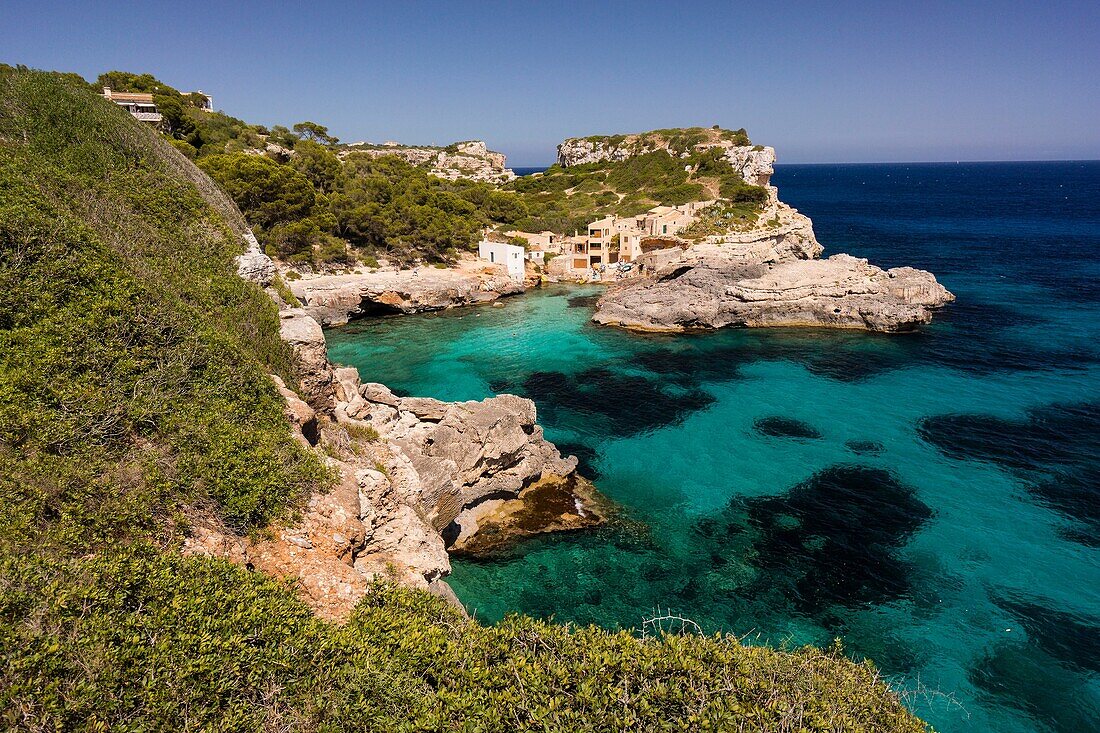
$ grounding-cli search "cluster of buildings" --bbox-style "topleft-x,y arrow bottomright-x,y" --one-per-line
500,200 -> 715,277
102,87 -> 213,123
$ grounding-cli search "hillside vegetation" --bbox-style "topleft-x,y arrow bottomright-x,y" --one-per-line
508,147 -> 769,234
578,125 -> 752,156
81,72 -> 773,262
0,67 -> 926,732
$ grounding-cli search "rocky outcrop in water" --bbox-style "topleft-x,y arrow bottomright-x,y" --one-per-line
333,365 -> 586,544
342,139 -> 516,184
595,253 -> 953,333
289,260 -> 524,327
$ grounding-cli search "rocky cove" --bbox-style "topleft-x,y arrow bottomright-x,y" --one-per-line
205,142 -> 958,620
184,244 -> 602,620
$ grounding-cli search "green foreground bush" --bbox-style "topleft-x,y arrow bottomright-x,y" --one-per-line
0,67 -> 926,731
1,549 -> 927,732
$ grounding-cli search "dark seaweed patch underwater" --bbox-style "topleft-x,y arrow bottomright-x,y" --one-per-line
327,162 -> 1100,733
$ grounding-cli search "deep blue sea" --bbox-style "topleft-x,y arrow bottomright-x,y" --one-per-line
327,162 -> 1100,733
513,166 -> 549,176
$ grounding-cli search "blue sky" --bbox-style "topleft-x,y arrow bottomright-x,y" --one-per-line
3,0 -> 1098,165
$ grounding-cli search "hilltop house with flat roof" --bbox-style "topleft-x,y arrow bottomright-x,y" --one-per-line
102,87 -> 213,123
103,88 -> 162,123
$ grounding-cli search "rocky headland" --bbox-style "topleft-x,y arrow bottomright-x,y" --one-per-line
594,253 -> 953,332
583,140 -> 954,332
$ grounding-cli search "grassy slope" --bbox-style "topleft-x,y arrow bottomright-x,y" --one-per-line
0,69 -> 926,732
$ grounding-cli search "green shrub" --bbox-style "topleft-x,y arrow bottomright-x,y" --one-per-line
0,67 -> 325,549
346,423 -> 380,442
168,138 -> 197,159
198,153 -> 316,229
0,549 -> 927,732
270,273 -> 300,307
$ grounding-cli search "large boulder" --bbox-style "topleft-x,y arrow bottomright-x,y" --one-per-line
278,309 -> 334,411
235,230 -> 276,286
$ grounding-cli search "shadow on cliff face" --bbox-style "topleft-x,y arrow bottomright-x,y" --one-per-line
918,402 -> 1100,545
968,592 -> 1100,733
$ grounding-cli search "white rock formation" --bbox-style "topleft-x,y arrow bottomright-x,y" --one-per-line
288,261 -> 525,327
341,139 -> 516,183
234,230 -> 276,286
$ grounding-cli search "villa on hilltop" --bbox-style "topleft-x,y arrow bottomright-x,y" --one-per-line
102,87 -> 213,123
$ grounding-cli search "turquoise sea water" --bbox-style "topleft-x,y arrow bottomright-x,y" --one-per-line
327,162 -> 1100,733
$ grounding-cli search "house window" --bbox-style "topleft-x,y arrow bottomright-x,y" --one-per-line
662,225 -> 667,234
489,252 -> 495,262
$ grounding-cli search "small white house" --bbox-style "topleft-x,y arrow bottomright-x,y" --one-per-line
477,240 -> 525,281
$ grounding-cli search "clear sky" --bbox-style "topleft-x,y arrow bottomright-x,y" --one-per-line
4,0 -> 1098,165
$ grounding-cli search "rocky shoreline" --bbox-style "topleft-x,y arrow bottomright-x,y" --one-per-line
288,258 -> 524,326
202,143 -> 954,618
183,246 -> 597,620
593,197 -> 953,333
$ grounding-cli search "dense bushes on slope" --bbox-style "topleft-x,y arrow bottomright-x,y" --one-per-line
0,68 -> 926,732
1,549 -> 927,732
0,66 -> 326,549
506,148 -> 768,234
197,147 -> 529,265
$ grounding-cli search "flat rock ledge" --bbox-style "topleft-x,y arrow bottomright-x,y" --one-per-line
595,253 -> 954,333
289,262 -> 524,327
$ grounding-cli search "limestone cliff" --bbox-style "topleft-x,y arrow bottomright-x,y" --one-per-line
342,139 -> 516,184
556,127 -> 776,186
288,257 -> 524,327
